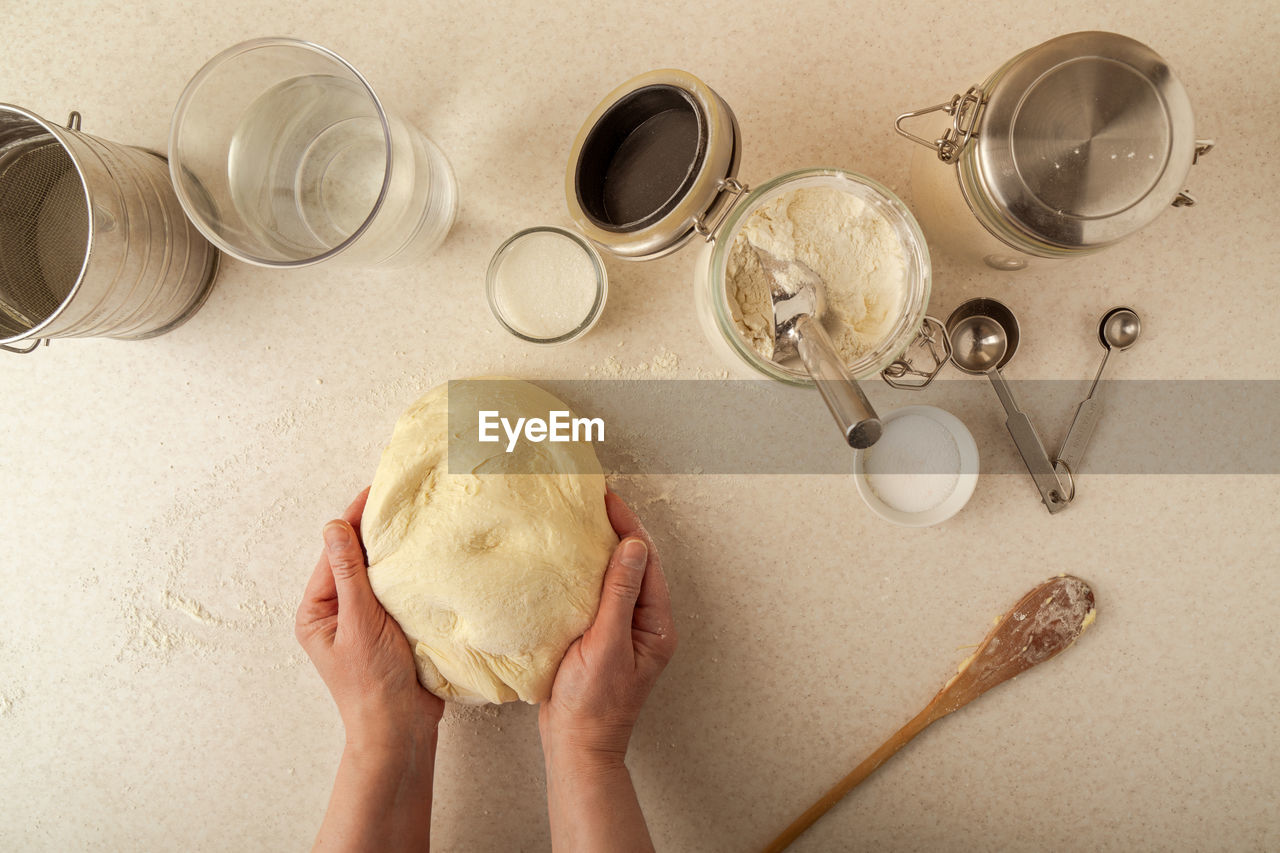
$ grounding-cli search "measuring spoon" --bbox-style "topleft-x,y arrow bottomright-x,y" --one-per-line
947,298 -> 1070,513
1055,308 -> 1142,492
763,575 -> 1097,853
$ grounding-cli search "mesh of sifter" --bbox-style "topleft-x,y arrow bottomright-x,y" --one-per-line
0,138 -> 89,335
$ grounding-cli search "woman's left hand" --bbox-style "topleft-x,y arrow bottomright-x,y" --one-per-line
294,487 -> 444,751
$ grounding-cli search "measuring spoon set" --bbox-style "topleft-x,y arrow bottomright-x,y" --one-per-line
944,298 -> 1141,513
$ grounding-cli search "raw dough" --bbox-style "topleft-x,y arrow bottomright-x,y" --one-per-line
361,379 -> 618,704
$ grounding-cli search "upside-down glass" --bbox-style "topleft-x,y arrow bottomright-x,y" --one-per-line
169,38 -> 457,269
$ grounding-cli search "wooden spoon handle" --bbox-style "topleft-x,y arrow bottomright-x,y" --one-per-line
761,707 -> 937,853
761,575 -> 1095,853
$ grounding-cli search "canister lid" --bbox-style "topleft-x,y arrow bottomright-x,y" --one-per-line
566,69 -> 741,260
966,31 -> 1197,250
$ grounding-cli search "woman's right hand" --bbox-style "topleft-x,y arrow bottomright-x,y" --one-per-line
538,491 -> 678,767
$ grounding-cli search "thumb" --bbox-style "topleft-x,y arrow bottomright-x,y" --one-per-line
322,520 -> 380,631
589,537 -> 649,653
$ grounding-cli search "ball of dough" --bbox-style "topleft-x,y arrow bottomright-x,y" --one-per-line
361,380 -> 618,705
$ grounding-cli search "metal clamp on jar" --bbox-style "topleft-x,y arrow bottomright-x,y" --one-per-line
563,69 -> 949,403
895,31 -> 1214,272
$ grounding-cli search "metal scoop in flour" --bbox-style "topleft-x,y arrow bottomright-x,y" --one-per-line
753,247 -> 882,449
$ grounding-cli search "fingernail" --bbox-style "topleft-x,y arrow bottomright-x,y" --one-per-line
619,538 -> 647,570
323,522 -> 350,553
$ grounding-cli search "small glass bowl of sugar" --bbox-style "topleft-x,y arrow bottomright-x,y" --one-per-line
487,226 -> 607,345
854,405 -> 979,527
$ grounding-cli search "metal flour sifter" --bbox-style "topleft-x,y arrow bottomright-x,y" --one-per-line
0,105 -> 219,353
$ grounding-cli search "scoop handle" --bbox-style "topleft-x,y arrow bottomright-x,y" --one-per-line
793,315 -> 882,449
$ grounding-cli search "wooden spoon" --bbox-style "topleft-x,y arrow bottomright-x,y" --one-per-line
763,575 -> 1097,853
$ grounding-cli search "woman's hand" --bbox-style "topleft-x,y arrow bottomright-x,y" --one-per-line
539,491 -> 677,853
539,491 -> 678,761
295,487 -> 444,750
296,488 -> 441,852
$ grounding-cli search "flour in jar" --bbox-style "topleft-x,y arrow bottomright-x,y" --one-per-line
726,185 -> 906,363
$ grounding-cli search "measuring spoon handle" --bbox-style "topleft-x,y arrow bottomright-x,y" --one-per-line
1056,346 -> 1114,476
1057,397 -> 1101,477
794,315 -> 882,449
986,370 -> 1070,513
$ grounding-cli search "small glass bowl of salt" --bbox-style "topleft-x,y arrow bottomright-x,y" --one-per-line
487,226 -> 607,345
854,405 -> 978,527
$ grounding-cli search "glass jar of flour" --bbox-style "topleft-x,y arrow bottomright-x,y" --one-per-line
896,31 -> 1213,272
691,168 -> 934,385
563,69 -> 948,387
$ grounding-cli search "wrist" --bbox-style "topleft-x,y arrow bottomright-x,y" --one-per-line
540,719 -> 631,778
344,712 -> 439,762
343,731 -> 437,790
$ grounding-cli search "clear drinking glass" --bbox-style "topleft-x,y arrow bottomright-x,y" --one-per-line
168,38 -> 457,269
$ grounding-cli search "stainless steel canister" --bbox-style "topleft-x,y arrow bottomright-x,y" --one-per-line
0,106 -> 218,352
895,31 -> 1213,272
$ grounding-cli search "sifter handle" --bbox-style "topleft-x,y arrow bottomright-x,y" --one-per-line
1,339 -> 46,354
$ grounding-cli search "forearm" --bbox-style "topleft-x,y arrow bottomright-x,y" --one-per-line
315,729 -> 438,853
542,733 -> 655,853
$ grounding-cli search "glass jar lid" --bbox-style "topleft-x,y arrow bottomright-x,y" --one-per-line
965,31 -> 1198,251
566,69 -> 741,260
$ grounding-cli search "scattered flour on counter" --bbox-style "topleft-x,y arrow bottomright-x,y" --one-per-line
120,601 -> 204,657
726,185 -> 907,364
236,598 -> 294,623
589,347 -> 729,379
114,365 -> 455,673
590,347 -> 682,378
0,689 -> 25,717
161,590 -> 224,627
605,472 -> 711,550
444,702 -> 503,725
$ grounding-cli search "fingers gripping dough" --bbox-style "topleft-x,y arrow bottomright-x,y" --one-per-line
361,380 -> 618,704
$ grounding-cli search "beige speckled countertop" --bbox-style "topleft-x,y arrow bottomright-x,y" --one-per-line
2,1 -> 1277,850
